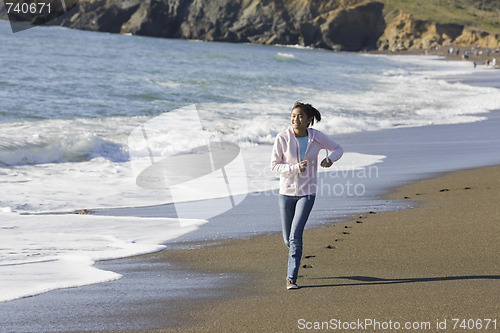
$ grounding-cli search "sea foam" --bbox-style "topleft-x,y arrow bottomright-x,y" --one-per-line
0,211 -> 206,302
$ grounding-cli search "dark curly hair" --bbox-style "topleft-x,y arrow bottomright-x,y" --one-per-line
291,101 -> 322,126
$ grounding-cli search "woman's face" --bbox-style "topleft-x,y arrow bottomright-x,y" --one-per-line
291,107 -> 311,132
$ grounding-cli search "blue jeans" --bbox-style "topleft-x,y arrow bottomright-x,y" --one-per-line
279,194 -> 316,283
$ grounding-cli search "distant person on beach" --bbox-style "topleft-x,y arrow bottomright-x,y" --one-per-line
271,101 -> 343,290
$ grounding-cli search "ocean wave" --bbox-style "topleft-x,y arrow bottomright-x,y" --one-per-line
0,135 -> 128,167
273,52 -> 301,62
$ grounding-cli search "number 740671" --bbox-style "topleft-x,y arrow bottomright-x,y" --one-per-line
5,2 -> 52,14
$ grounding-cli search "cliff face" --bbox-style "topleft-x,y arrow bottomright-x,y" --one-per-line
55,0 -> 387,51
3,0 -> 499,51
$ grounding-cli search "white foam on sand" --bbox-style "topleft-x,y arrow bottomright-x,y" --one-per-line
0,135 -> 385,212
0,212 -> 206,302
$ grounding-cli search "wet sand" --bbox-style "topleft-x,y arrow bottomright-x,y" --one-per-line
124,165 -> 500,333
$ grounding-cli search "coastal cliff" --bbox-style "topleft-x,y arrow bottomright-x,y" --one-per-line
53,0 -> 387,51
2,0 -> 499,51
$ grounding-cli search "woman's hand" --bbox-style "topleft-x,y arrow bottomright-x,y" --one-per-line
320,158 -> 333,168
299,160 -> 308,172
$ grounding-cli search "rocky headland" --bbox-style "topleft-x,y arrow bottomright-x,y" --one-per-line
1,0 -> 499,51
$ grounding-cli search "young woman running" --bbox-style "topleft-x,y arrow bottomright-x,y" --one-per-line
271,101 -> 343,289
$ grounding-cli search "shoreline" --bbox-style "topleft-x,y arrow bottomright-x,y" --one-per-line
1,54 -> 500,332
129,165 -> 500,333
369,45 -> 500,70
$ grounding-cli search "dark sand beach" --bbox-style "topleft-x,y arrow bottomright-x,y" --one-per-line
120,165 -> 499,333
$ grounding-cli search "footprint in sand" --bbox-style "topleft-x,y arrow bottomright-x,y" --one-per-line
302,264 -> 313,269
439,188 -> 449,192
304,255 -> 316,259
326,245 -> 336,249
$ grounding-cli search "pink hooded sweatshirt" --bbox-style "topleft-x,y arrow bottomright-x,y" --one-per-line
271,126 -> 343,196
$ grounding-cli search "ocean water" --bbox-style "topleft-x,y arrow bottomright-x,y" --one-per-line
1,20 -> 500,303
